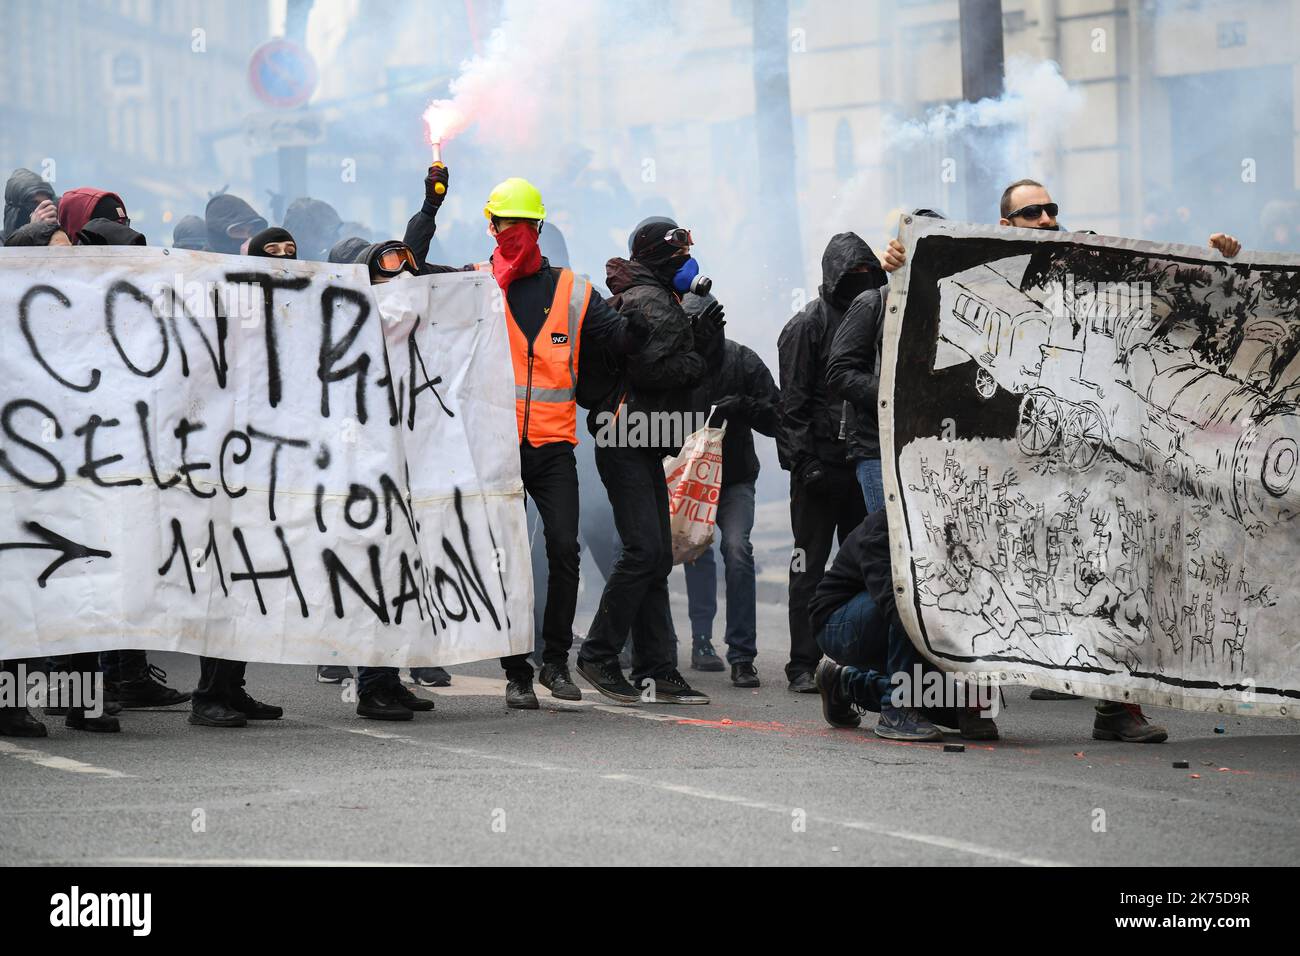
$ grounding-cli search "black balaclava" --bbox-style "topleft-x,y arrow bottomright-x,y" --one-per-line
328,236 -> 370,264
77,218 -> 146,246
628,215 -> 686,288
4,222 -> 64,247
172,214 -> 208,250
248,226 -> 297,259
205,193 -> 265,255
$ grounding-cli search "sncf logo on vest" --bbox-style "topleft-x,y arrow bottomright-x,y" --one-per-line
550,332 -> 569,345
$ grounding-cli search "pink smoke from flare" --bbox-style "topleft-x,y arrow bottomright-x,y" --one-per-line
423,101 -> 467,146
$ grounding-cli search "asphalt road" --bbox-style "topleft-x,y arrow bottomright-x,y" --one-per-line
3,597 -> 1297,867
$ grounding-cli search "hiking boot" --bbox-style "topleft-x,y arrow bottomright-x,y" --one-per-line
390,683 -> 435,712
505,677 -> 540,710
538,663 -> 582,701
409,667 -> 451,687
814,659 -> 861,729
317,665 -> 353,684
1093,702 -> 1168,743
576,657 -> 640,704
731,662 -> 760,688
652,670 -> 710,705
690,637 -> 725,672
874,703 -> 943,741
787,671 -> 817,694
958,708 -> 1000,740
229,688 -> 283,720
188,699 -> 247,728
1030,687 -> 1082,701
357,689 -> 413,721
0,707 -> 47,738
107,664 -> 191,708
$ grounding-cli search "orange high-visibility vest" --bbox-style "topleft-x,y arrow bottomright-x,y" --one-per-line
506,267 -> 592,445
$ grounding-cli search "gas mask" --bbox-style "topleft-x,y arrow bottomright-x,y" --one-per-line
673,256 -> 712,296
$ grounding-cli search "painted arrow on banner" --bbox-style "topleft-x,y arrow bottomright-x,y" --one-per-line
0,522 -> 112,588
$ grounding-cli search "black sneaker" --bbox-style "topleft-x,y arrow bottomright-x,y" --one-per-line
0,707 -> 47,738
505,678 -> 540,710
652,669 -> 710,705
538,663 -> 582,701
576,657 -> 640,704
814,659 -> 861,729
788,671 -> 817,694
107,664 -> 191,708
189,699 -> 247,728
66,709 -> 121,733
357,689 -> 413,721
1030,687 -> 1082,701
409,667 -> 451,687
731,662 -> 760,688
317,665 -> 353,684
390,683 -> 435,712
690,637 -> 726,672
229,688 -> 283,720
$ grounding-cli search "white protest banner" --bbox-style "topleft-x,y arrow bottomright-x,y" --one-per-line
0,247 -> 531,667
881,217 -> 1300,718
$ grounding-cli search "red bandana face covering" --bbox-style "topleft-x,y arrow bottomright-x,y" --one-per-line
491,222 -> 543,291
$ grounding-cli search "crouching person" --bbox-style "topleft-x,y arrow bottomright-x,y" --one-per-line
809,509 -> 998,741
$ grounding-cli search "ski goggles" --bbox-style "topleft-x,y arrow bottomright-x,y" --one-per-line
1005,202 -> 1058,221
663,226 -> 694,249
372,244 -> 419,277
226,216 -> 269,239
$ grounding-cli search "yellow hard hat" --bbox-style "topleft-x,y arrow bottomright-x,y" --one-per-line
483,177 -> 546,221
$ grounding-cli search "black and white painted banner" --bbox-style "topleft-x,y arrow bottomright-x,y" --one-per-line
0,248 -> 531,666
882,218 -> 1300,718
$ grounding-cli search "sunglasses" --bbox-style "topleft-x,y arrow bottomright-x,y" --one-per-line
373,245 -> 419,276
664,227 -> 693,249
1006,202 -> 1058,221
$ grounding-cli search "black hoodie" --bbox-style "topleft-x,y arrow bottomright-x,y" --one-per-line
205,193 -> 265,254
77,219 -> 146,246
3,168 -> 56,239
775,232 -> 885,473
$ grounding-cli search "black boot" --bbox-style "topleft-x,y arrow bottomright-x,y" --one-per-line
229,687 -> 283,720
107,662 -> 191,708
389,683 -> 435,712
505,677 -> 540,710
0,707 -> 47,737
731,662 -> 760,688
66,708 -> 120,733
538,663 -> 582,701
690,637 -> 726,672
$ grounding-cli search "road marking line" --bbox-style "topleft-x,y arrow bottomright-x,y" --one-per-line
601,773 -> 1070,867
420,675 -> 706,723
0,740 -> 131,778
49,857 -> 430,867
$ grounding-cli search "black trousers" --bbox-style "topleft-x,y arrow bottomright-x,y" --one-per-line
193,657 -> 247,706
502,441 -> 581,681
577,445 -> 676,684
787,462 -> 865,680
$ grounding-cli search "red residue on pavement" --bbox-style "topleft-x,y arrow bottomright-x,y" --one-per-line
676,718 -> 787,731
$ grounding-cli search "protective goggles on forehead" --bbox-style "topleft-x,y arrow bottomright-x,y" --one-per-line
373,244 -> 419,276
1006,202 -> 1058,221
663,227 -> 693,248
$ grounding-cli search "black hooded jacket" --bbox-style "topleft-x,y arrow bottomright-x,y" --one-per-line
284,198 -> 341,261
205,193 -> 264,254
683,292 -> 780,486
77,219 -> 146,246
808,508 -> 895,637
3,168 -> 56,239
776,232 -> 885,473
586,256 -> 709,451
826,285 -> 888,461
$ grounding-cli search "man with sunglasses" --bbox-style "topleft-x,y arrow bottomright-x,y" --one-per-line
876,177 -> 1244,742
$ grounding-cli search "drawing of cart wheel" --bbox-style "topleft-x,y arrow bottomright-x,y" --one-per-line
1060,401 -> 1107,471
1016,387 -> 1061,457
974,366 -> 998,400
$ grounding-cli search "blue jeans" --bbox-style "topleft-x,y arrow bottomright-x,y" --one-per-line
815,590 -> 923,712
683,479 -> 758,664
856,458 -> 885,514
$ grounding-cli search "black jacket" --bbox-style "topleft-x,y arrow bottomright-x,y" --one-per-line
808,509 -> 895,637
776,232 -> 884,473
584,257 -> 709,452
3,168 -> 56,239
826,286 -> 888,461
683,294 -> 780,486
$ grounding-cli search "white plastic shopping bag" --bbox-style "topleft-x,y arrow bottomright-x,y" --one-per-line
662,409 -> 726,565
